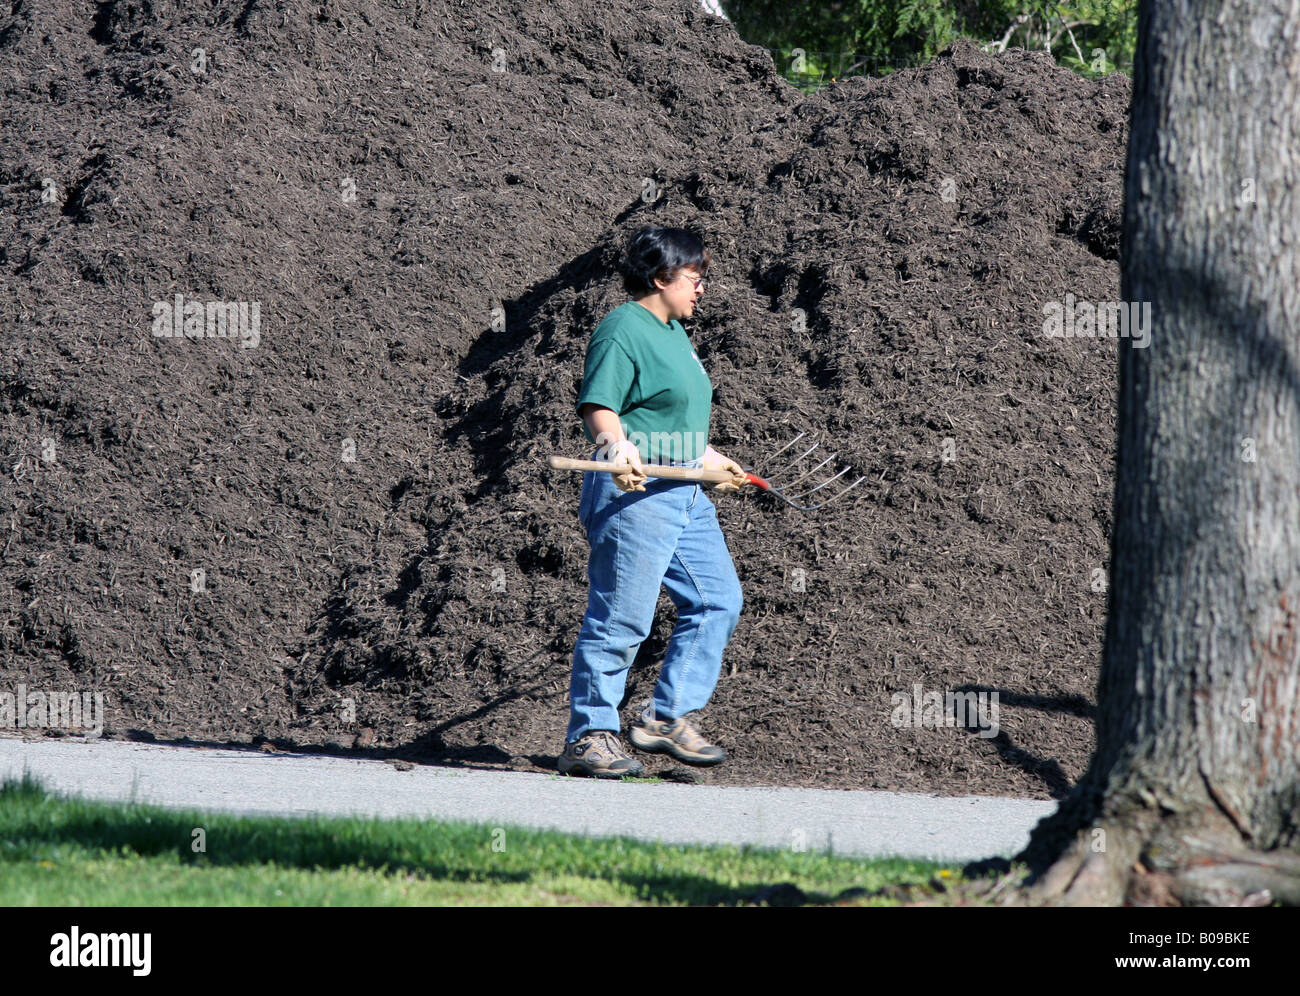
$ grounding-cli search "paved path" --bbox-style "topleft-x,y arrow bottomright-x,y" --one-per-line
0,738 -> 1055,862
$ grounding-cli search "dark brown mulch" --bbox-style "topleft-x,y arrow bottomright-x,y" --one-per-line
0,0 -> 1128,799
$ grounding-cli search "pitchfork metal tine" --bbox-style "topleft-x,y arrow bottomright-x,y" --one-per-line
762,439 -> 822,486
799,466 -> 867,508
816,472 -> 867,508
747,433 -> 867,512
798,463 -> 852,496
763,431 -> 808,466
782,452 -> 838,490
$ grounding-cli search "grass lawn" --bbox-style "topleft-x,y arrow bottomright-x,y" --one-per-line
0,775 -> 996,906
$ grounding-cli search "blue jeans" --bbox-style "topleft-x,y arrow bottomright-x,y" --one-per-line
568,451 -> 744,743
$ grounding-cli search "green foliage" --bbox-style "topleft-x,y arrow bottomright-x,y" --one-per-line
894,0 -> 959,61
722,0 -> 1137,91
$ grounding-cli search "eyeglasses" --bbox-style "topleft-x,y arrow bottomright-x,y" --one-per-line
677,273 -> 706,291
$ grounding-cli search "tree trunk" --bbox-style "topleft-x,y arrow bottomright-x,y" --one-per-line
1016,0 -> 1300,906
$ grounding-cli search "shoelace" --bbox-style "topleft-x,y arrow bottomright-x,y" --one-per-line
590,730 -> 626,758
654,713 -> 701,747
674,720 -> 707,748
641,709 -> 710,749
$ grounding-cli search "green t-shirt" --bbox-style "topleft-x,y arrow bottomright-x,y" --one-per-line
576,300 -> 713,463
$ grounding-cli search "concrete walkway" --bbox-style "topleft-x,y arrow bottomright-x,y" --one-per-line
0,737 -> 1055,862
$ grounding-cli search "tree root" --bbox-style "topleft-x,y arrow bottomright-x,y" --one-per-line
1008,818 -> 1141,906
1007,816 -> 1300,906
1166,850 -> 1300,906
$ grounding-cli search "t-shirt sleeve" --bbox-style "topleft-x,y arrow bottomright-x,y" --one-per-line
575,338 -> 636,415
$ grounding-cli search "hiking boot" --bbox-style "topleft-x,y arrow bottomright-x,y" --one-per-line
629,709 -> 727,766
557,730 -> 645,779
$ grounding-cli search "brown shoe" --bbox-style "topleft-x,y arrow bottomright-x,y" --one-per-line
557,730 -> 645,779
629,710 -> 727,766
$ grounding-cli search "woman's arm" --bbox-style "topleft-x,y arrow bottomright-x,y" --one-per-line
580,404 -> 646,491
580,403 -> 624,445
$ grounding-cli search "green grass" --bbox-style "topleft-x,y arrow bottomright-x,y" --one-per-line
0,775 -> 976,906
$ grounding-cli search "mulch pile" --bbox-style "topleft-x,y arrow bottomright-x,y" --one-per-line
0,0 -> 1129,798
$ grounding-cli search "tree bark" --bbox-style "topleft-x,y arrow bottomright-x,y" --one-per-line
1016,0 -> 1300,906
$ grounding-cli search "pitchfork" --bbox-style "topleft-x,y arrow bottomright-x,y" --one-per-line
547,432 -> 866,512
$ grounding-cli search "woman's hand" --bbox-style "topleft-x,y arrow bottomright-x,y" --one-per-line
702,445 -> 748,493
604,438 -> 647,492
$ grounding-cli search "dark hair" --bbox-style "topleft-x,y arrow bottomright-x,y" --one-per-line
621,226 -> 711,296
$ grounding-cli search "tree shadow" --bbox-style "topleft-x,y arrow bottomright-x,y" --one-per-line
122,672 -> 566,774
949,684 -> 1095,799
0,777 -> 872,905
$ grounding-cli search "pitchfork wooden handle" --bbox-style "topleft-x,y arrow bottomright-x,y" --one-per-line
547,455 -> 745,485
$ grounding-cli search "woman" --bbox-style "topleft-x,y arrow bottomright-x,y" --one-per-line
559,226 -> 749,778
